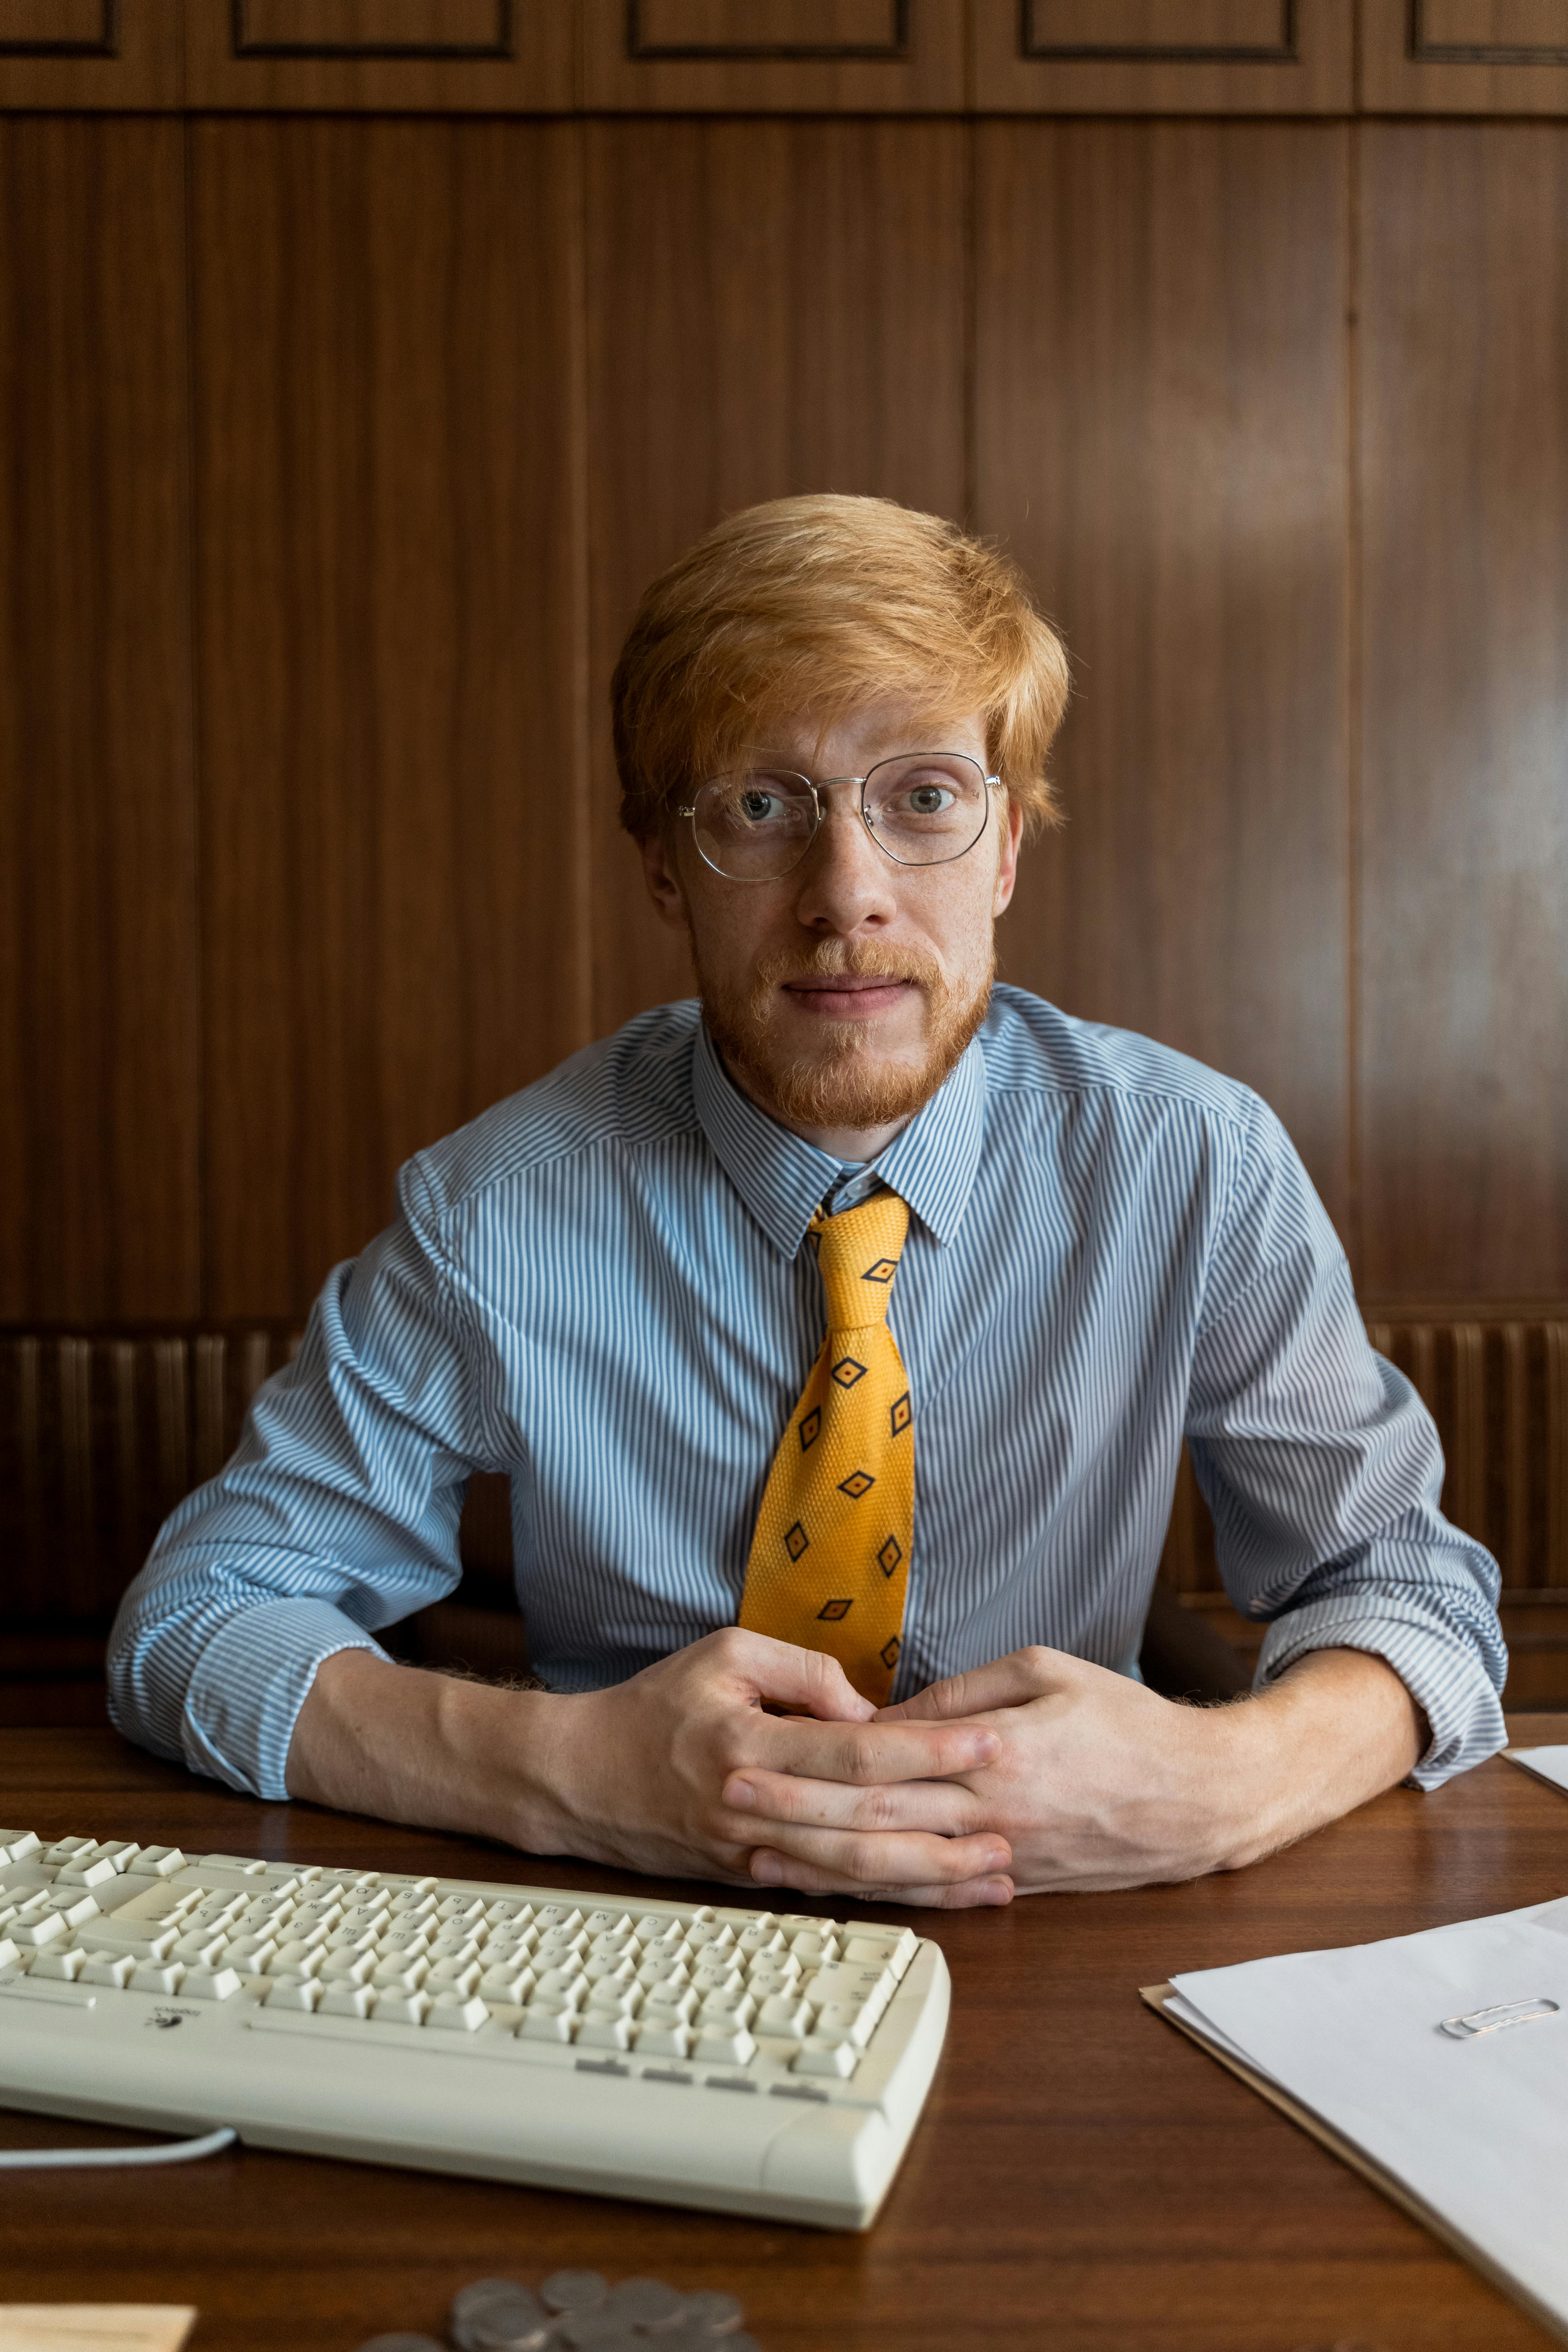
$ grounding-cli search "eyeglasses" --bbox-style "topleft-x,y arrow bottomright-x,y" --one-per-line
676,752 -> 1003,884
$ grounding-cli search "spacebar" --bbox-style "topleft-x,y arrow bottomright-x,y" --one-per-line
0,1977 -> 97,2010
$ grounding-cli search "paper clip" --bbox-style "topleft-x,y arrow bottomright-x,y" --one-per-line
1437,1995 -> 1560,2041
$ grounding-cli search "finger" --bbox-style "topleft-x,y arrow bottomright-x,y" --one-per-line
747,1825 -> 1011,1891
875,1647 -> 1064,1724
722,1767 -> 985,1838
716,1629 -> 877,1724
748,1714 -> 1001,1787
747,1850 -> 1014,1911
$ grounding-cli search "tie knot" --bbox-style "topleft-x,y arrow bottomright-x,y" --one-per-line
810,1191 -> 909,1330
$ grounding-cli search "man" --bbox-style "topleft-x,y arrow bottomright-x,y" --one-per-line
109,495 -> 1506,1910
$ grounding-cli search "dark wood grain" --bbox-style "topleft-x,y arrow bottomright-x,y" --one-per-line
0,0 -> 182,107
584,118 -> 967,1040
183,0 -> 575,111
1358,126 -> 1568,1303
582,0 -> 964,112
974,121 -> 1354,1247
0,120 -> 200,1323
1,1723 -> 1565,2349
971,0 -> 1355,113
1363,0 -> 1568,113
192,119 -> 592,1322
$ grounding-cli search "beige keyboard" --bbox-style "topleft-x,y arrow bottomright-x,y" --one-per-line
0,1824 -> 950,2228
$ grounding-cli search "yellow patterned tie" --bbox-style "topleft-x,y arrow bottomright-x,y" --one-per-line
739,1190 -> 913,1704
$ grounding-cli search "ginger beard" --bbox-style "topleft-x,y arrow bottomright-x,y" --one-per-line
693,931 -> 996,1132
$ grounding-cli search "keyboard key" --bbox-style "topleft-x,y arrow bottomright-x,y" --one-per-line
584,1982 -> 640,2020
30,1948 -> 87,1982
378,1990 -> 432,2027
811,2002 -> 873,2049
685,1922 -> 734,1952
478,1965 -> 534,2004
171,1932 -> 230,1967
319,1983 -> 377,2020
429,1993 -> 488,2033
372,1958 -> 429,1993
128,1960 -> 187,1995
41,1888 -> 101,1929
641,1985 -> 697,2026
698,1989 -> 756,2029
693,2025 -> 756,2066
57,1855 -> 118,1889
80,1952 -> 136,1989
755,1994 -> 811,2038
199,1853 -> 268,1875
532,1964 -> 585,2002
135,1845 -> 186,1878
182,1967 -> 243,2001
575,2013 -> 635,2052
427,1959 -> 482,1996
793,2036 -> 858,2078
14,1913 -> 67,1950
0,1831 -> 42,1862
268,1978 -> 323,2011
518,2005 -> 576,2044
789,1931 -> 839,1964
635,2020 -> 692,2059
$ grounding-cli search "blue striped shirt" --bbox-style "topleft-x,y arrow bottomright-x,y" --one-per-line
108,987 -> 1507,1804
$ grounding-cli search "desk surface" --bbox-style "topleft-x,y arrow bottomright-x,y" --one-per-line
2,1721 -> 1566,2352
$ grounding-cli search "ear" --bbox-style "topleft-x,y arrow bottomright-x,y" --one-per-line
641,828 -> 689,933
992,794 -> 1025,917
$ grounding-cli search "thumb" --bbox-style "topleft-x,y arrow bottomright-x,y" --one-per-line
727,1629 -> 877,1723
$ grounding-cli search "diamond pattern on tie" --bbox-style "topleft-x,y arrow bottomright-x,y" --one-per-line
738,1189 -> 913,1704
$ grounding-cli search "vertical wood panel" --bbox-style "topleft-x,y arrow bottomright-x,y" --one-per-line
1363,0 -> 1568,113
583,0 -> 964,110
975,123 -> 1352,1241
1359,127 -> 1568,1302
194,120 -> 590,1321
971,0 -> 1355,113
0,120 -> 199,1321
584,119 -> 968,1038
185,0 -> 575,111
0,0 -> 182,108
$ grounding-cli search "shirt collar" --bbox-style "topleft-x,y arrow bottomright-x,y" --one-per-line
690,1016 -> 987,1258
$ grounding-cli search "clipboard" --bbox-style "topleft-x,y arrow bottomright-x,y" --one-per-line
1141,1981 -> 1568,2348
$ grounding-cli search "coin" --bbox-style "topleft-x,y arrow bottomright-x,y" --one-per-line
606,2278 -> 690,2331
554,2315 -> 642,2351
450,2279 -> 551,2352
352,2337 -> 448,2351
452,2280 -> 532,2323
541,2270 -> 609,2313
681,2292 -> 745,2336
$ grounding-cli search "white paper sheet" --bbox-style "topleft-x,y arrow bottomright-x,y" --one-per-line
0,2314 -> 195,2352
1172,1897 -> 1568,2334
1507,1746 -> 1568,1798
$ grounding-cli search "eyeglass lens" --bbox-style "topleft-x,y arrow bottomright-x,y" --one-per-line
691,754 -> 991,880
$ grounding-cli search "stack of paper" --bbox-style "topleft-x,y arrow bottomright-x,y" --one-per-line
1508,1746 -> 1568,1798
1147,1898 -> 1568,2341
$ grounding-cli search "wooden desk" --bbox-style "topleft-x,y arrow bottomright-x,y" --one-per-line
2,1721 -> 1566,2352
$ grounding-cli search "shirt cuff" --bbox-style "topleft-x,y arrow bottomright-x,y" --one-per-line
1255,1594 -> 1507,1790
182,1596 -> 389,1802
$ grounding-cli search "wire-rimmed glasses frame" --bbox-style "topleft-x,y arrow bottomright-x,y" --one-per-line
675,751 -> 1004,884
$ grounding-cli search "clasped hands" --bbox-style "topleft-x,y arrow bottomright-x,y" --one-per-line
535,1626 -> 1286,1908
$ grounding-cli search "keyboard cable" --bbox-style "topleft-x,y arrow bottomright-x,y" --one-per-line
0,2125 -> 238,2169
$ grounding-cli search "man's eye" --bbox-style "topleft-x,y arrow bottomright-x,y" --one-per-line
900,784 -> 956,817
738,791 -> 784,824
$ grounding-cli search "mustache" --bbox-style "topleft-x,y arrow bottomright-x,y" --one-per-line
750,940 -> 949,995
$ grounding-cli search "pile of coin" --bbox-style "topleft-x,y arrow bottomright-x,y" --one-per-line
355,2267 -> 760,2352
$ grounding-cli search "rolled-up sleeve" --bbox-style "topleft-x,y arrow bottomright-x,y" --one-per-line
1186,1098 -> 1506,1789
107,1156 -> 496,1800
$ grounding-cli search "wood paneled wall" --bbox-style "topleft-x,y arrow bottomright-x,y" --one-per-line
2,2 -> 1566,1347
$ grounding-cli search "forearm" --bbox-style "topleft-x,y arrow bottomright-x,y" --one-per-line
1212,1646 -> 1426,1868
285,1648 -> 564,1849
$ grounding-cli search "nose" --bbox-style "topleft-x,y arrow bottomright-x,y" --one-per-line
791,784 -> 898,935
